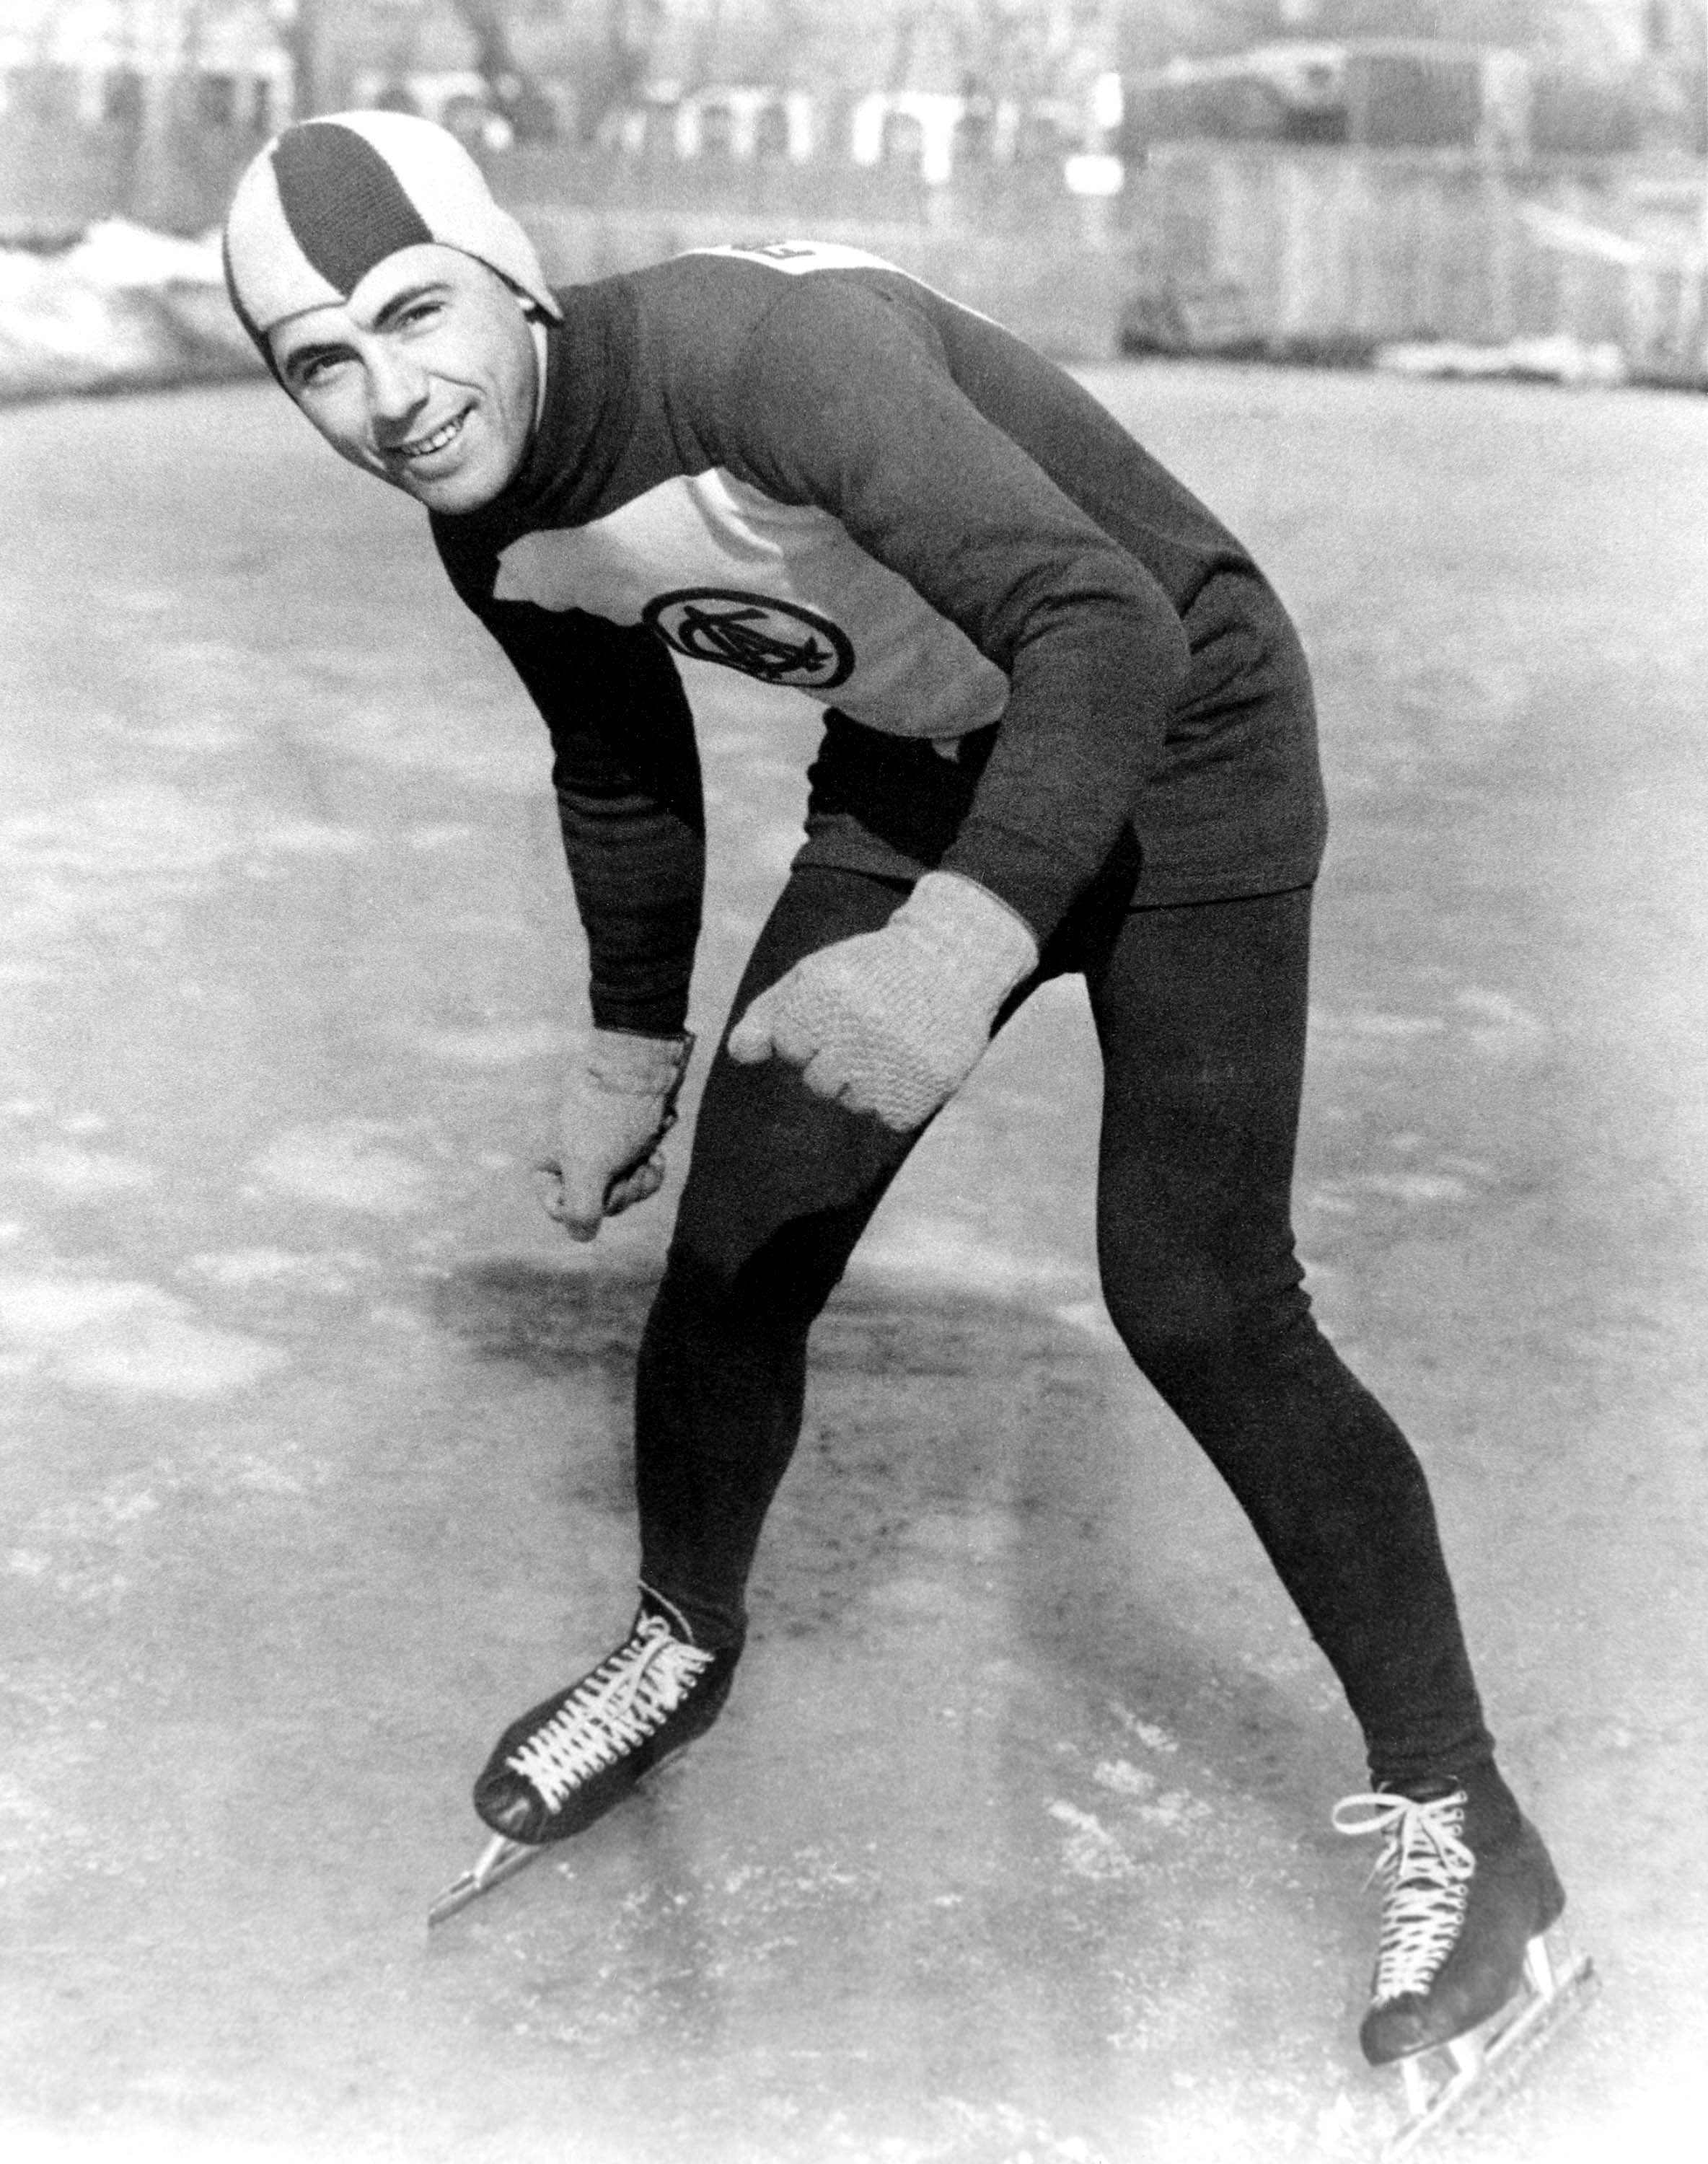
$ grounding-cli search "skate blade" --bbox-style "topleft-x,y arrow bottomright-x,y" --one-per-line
1380,1927 -> 1598,2161
426,1832 -> 545,1928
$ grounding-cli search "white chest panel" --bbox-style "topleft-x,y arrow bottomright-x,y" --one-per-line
493,468 -> 1008,740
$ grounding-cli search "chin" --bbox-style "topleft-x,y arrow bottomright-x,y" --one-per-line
411,470 -> 501,514
388,460 -> 488,515
408,439 -> 525,515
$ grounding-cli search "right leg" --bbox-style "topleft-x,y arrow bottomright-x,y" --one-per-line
634,863 -> 933,1649
472,863 -> 927,1847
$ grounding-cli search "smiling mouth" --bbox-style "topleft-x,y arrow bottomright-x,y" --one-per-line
389,410 -> 468,463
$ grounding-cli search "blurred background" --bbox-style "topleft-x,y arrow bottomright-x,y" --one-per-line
1,0 -> 1707,393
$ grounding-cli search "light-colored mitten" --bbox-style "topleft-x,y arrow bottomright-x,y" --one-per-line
540,1029 -> 694,1241
726,871 -> 1037,1131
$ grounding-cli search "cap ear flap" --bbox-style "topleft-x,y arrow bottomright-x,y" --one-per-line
221,224 -> 282,379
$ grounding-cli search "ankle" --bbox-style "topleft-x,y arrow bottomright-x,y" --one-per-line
635,1579 -> 747,1653
1380,1760 -> 1523,1847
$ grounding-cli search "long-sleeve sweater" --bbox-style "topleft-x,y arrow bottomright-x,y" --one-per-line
431,241 -> 1326,1034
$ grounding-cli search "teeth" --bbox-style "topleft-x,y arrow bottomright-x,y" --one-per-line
399,413 -> 462,458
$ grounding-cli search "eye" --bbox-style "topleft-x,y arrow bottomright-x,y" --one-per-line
289,351 -> 346,390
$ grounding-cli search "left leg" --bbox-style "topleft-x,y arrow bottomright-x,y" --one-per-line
1084,885 -> 1490,1783
1083,887 -> 1567,2062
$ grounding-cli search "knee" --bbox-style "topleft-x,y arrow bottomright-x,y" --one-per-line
1101,1273 -> 1228,1382
1100,1255 -> 1311,1386
643,1247 -> 752,1355
643,1235 -> 827,1368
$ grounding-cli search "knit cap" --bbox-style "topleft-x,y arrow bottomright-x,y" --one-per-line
223,110 -> 560,360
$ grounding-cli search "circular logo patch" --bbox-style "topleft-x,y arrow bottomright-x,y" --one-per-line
643,589 -> 854,691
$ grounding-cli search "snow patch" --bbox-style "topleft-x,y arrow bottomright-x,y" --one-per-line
20,1146 -> 156,1195
411,1021 -> 561,1067
1110,1704 -> 1179,1754
0,1274 -> 286,1398
182,1248 -> 373,1293
1049,1800 -> 1138,1880
250,1122 -> 434,1215
4,786 -> 234,880
1135,1789 -> 1210,1831
0,788 -> 377,947
0,219 -> 260,403
1378,333 -> 1627,387
1093,1758 -> 1155,1798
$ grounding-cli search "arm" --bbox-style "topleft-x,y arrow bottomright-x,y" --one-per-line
725,276 -> 1192,945
722,276 -> 1190,1127
474,601 -> 706,1232
487,599 -> 705,1036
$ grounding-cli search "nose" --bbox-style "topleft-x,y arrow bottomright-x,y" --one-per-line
366,346 -> 431,437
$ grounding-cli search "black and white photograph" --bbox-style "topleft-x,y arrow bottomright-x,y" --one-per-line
2,4 -> 1704,2160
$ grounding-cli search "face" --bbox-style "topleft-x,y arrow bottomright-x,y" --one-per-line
270,244 -> 539,514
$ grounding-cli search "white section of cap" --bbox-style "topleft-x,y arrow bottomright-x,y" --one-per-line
224,109 -> 561,338
223,138 -> 343,333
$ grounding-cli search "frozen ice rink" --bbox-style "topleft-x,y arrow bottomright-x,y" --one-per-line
4,360 -> 1707,2163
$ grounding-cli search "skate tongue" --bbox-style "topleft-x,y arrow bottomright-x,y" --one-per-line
1396,1765 -> 1524,1849
1391,1776 -> 1462,1804
635,1585 -> 700,1646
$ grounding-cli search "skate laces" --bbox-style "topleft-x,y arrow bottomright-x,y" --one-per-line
506,1615 -> 715,1810
1334,1789 -> 1475,2005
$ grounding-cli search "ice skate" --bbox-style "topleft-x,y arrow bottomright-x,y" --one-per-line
427,1591 -> 741,1925
427,1830 -> 545,1927
1334,1783 -> 1595,2158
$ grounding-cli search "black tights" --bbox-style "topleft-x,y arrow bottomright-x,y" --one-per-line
634,864 -> 1493,1786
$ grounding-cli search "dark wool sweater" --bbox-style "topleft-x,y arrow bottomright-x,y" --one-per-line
431,242 -> 1326,1033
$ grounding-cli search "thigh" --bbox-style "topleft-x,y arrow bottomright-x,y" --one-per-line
669,864 -> 927,1302
1086,887 -> 1313,1350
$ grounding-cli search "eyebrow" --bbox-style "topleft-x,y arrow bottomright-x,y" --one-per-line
278,335 -> 346,384
373,279 -> 451,329
278,281 -> 452,382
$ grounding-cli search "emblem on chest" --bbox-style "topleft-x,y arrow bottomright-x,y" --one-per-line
642,589 -> 854,690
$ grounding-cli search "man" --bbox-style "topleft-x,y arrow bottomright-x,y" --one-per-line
224,111 -> 1572,2089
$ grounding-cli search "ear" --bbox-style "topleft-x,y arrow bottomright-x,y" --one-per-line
493,272 -> 547,325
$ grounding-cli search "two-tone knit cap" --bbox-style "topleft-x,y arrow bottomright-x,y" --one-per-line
224,110 -> 560,359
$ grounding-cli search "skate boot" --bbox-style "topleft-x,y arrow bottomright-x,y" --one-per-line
1334,1777 -> 1595,2155
428,1591 -> 741,1926
475,1591 -> 741,1844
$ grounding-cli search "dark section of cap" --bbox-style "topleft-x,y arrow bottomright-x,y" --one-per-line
271,120 -> 433,296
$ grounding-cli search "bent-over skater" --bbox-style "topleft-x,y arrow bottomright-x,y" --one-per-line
223,112 -> 1579,2105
